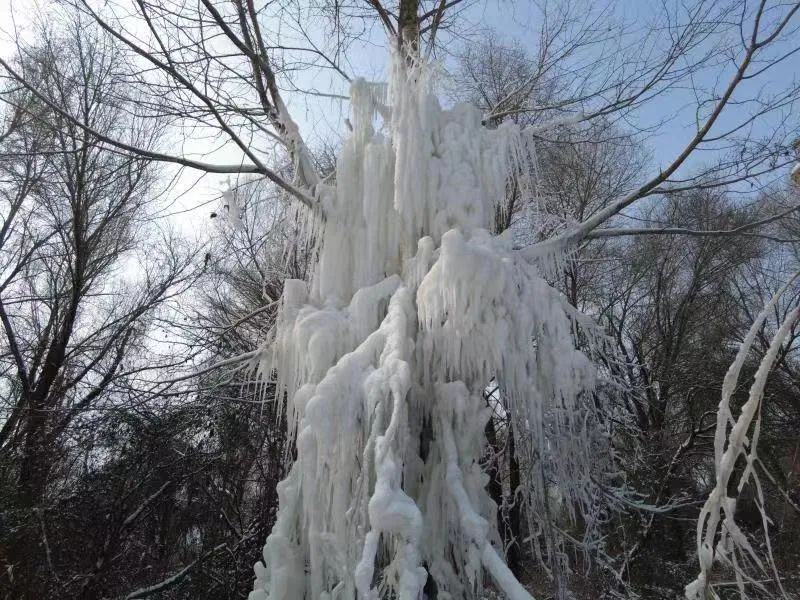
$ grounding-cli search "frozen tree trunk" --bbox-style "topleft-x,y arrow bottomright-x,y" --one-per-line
249,53 -> 605,600
397,0 -> 420,52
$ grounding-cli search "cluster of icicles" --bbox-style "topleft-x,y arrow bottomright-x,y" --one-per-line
248,56 -> 607,600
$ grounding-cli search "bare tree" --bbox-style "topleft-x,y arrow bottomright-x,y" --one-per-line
0,0 -> 794,217
0,20 -> 200,598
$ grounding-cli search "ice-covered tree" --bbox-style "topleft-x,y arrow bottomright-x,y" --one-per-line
247,58 -> 613,600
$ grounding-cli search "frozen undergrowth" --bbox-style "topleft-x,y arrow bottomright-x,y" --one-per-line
249,55 -> 615,600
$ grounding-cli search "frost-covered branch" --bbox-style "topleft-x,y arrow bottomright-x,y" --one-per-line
686,273 -> 800,599
122,481 -> 173,529
586,203 -> 800,242
124,542 -> 228,599
156,350 -> 259,387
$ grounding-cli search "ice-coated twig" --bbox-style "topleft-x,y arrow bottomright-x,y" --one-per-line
686,273 -> 800,600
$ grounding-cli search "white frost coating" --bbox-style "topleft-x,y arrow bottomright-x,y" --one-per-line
253,53 -> 607,599
686,275 -> 800,600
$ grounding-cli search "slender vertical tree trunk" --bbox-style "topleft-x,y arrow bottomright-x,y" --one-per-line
484,414 -> 504,537
507,422 -> 522,577
8,404 -> 50,599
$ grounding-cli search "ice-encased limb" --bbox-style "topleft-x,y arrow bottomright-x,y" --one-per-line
354,285 -> 427,599
686,275 -> 800,599
434,381 -> 533,600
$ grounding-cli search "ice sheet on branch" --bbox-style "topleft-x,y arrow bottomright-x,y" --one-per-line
250,55 -> 612,600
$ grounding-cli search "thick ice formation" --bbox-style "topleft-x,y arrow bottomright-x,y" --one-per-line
250,56 -> 604,600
